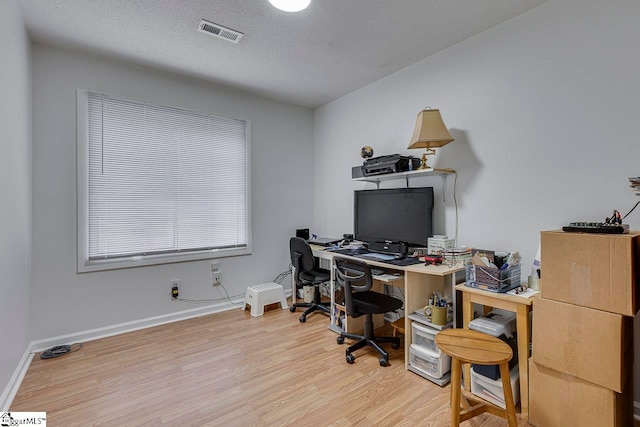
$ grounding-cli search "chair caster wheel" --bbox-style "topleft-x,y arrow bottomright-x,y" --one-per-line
290,306 -> 296,313
379,358 -> 388,367
337,336 -> 345,345
392,342 -> 400,350
299,315 -> 306,323
346,354 -> 355,364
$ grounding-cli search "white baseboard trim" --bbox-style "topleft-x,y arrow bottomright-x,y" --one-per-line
0,346 -> 35,412
31,298 -> 244,352
1,298 -> 243,410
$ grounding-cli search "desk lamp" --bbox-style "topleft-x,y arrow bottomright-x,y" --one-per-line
407,108 -> 454,170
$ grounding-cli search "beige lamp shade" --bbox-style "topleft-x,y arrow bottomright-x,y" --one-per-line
408,109 -> 454,149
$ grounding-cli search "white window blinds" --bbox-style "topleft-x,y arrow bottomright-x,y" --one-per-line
86,92 -> 248,261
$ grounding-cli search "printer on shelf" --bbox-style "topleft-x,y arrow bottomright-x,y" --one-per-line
357,154 -> 420,177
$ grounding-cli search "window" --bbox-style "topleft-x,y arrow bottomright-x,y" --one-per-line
77,90 -> 251,272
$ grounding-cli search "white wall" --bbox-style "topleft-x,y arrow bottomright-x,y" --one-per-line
30,44 -> 313,340
313,0 -> 640,410
0,0 -> 32,407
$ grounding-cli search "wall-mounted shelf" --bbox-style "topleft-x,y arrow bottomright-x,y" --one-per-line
353,168 -> 455,199
353,168 -> 453,184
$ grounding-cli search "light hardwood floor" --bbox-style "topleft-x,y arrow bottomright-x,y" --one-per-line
13,303 -> 532,426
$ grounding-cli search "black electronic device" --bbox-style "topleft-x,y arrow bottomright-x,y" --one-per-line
368,241 -> 408,255
307,237 -> 341,246
383,257 -> 423,266
362,154 -> 420,176
354,187 -> 434,249
296,228 -> 310,240
562,222 -> 629,234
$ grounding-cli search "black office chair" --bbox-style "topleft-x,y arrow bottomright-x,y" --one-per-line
334,256 -> 403,366
289,237 -> 331,323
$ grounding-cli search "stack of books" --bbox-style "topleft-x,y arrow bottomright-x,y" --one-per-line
629,177 -> 640,196
443,247 -> 472,264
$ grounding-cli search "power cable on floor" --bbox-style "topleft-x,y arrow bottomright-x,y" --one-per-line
37,343 -> 83,359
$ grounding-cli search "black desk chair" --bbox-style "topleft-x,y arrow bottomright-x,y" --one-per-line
334,256 -> 402,366
289,237 -> 331,323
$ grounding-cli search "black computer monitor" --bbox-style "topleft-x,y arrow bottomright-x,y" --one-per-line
354,187 -> 434,248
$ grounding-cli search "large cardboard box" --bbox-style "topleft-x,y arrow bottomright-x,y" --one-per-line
532,295 -> 633,392
529,360 -> 631,427
540,230 -> 640,316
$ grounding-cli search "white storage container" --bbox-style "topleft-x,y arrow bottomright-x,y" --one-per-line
411,321 -> 441,354
409,344 -> 451,379
427,235 -> 455,255
470,365 -> 520,409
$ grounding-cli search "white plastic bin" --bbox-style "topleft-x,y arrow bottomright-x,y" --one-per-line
411,321 -> 440,354
470,365 -> 520,409
468,308 -> 516,339
409,344 -> 451,379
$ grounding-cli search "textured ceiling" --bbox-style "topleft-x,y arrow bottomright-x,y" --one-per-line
19,0 -> 548,108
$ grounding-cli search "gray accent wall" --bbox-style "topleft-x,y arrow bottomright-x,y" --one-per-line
0,0 -> 32,406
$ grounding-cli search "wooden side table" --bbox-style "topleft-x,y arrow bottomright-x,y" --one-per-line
436,328 -> 517,427
454,283 -> 534,418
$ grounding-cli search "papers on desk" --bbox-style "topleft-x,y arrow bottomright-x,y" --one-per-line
408,311 -> 452,330
357,252 -> 395,261
506,288 -> 539,298
340,241 -> 367,250
373,273 -> 403,283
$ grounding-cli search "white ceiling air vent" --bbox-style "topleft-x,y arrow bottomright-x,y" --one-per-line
198,19 -> 243,43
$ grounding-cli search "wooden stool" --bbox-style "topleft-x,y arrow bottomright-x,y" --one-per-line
435,329 -> 517,427
391,316 -> 405,337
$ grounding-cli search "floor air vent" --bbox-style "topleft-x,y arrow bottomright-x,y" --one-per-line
198,19 -> 243,43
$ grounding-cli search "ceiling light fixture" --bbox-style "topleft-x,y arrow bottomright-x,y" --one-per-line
268,0 -> 311,12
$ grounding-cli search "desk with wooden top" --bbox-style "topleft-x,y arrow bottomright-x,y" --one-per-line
305,245 -> 465,370
454,283 -> 534,418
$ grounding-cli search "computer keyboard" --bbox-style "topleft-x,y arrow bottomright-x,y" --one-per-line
382,257 -> 423,266
329,247 -> 370,255
562,222 -> 629,234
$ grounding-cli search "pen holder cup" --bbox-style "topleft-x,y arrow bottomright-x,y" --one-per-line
425,305 -> 447,326
528,275 -> 540,291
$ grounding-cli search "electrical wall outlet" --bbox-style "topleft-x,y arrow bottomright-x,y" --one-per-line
211,262 -> 222,285
171,280 -> 180,300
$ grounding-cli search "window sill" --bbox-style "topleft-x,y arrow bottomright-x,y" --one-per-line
78,246 -> 251,273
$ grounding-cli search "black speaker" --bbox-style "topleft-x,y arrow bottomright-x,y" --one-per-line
368,241 -> 407,255
296,228 -> 310,241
